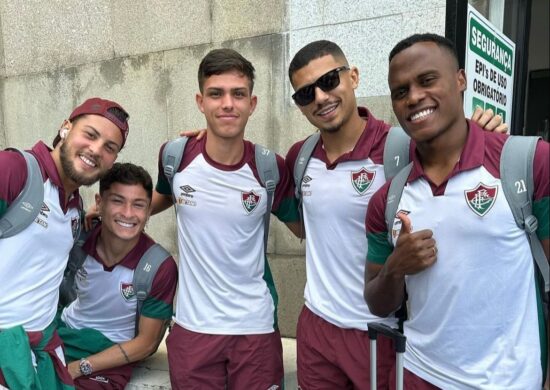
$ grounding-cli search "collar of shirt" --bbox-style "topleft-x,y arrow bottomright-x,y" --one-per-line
31,141 -> 81,212
312,106 -> 389,168
82,222 -> 154,271
407,120 -> 486,185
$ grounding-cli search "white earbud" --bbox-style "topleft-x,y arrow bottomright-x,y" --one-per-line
60,128 -> 69,139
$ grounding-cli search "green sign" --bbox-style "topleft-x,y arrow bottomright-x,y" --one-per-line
469,18 -> 513,76
464,5 -> 515,125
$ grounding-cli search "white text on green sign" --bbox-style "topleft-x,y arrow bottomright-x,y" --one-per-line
470,17 -> 513,76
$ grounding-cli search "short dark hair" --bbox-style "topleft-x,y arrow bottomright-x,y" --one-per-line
99,163 -> 153,200
389,33 -> 459,67
288,40 -> 348,82
198,48 -> 255,92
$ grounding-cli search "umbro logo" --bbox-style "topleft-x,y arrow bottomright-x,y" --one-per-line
21,201 -> 34,212
36,202 -> 50,228
177,184 -> 197,206
302,175 -> 313,196
180,185 -> 196,193
40,203 -> 50,214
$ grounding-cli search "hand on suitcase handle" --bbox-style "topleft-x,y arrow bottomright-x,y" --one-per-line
367,322 -> 406,353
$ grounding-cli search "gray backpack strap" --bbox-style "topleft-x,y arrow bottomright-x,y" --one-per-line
0,149 -> 44,238
255,144 -> 280,253
385,163 -> 413,245
500,136 -> 549,292
383,127 -> 411,180
58,221 -> 95,307
133,243 -> 171,335
293,132 -> 320,201
162,137 -> 189,189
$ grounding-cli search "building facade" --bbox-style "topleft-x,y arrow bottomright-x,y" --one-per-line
0,0 -> 546,336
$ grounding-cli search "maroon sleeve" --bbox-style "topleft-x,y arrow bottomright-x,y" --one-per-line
271,153 -> 294,211
0,150 -> 28,215
366,182 -> 394,264
533,139 -> 550,201
366,181 -> 391,236
284,139 -> 306,177
149,257 -> 178,306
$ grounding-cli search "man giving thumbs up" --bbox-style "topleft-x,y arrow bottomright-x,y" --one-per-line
364,33 -> 549,390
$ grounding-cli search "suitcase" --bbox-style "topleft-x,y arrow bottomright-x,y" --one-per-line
367,322 -> 407,390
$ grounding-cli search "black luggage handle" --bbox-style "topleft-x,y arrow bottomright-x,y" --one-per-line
368,322 -> 407,390
368,322 -> 406,353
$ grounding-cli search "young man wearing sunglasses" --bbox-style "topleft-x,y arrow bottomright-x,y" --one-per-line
285,40 -> 507,389
0,98 -> 129,389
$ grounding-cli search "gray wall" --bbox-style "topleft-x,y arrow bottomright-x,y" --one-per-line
0,0 -> 445,337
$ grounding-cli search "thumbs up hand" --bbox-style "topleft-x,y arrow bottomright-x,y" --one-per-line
386,212 -> 438,278
397,212 -> 413,235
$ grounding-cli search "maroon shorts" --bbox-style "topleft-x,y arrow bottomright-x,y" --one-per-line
166,323 -> 284,390
72,364 -> 133,390
389,367 -> 441,390
297,305 -> 395,390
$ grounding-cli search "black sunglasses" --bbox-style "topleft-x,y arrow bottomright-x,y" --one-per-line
292,66 -> 350,106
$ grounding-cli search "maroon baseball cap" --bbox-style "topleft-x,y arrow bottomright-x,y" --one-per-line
54,97 -> 130,148
70,97 -> 130,146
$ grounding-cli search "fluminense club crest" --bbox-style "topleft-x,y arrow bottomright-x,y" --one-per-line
351,168 -> 376,195
242,190 -> 261,214
464,183 -> 498,217
120,282 -> 136,301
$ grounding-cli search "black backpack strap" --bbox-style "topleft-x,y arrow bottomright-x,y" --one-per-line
500,136 -> 548,292
254,144 -> 280,253
383,127 -> 411,181
0,149 -> 44,238
132,244 -> 171,336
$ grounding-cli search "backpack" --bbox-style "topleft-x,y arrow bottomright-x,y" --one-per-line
0,148 -> 83,240
161,137 -> 280,253
384,135 -> 549,294
292,126 -> 410,220
58,220 -> 172,336
0,149 -> 44,238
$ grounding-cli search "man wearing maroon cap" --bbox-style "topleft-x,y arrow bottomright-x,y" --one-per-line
0,97 -> 129,390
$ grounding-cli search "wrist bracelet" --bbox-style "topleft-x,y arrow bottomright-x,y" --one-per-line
117,343 -> 130,364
